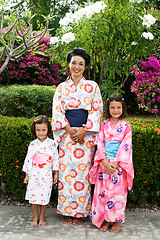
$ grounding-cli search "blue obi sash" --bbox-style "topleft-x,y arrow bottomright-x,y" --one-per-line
65,109 -> 88,127
104,140 -> 121,159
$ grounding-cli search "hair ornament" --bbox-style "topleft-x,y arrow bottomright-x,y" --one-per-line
107,98 -> 109,101
122,98 -> 124,101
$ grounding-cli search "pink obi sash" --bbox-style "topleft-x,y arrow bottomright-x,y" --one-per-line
32,153 -> 52,168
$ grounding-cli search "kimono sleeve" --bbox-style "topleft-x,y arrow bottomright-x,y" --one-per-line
52,143 -> 59,171
96,122 -> 106,161
52,84 -> 69,145
83,83 -> 103,132
114,122 -> 134,190
89,122 -> 106,184
22,143 -> 33,174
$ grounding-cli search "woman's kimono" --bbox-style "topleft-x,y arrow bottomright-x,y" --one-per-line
89,119 -> 134,228
22,137 -> 59,205
52,77 -> 103,218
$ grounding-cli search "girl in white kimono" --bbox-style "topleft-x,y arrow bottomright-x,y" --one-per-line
23,115 -> 59,227
52,48 -> 103,225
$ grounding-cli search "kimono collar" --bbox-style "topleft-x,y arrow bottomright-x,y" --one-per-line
36,137 -> 49,144
110,118 -> 124,128
67,76 -> 86,86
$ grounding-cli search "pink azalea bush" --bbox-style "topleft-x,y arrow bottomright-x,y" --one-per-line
131,56 -> 160,114
0,36 -> 69,86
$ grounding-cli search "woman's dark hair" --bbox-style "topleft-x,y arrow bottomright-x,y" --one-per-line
66,48 -> 91,66
106,93 -> 127,119
31,115 -> 52,137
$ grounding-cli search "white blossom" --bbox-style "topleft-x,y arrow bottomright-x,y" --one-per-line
131,41 -> 137,45
142,14 -> 156,28
129,0 -> 143,3
61,32 -> 75,43
50,36 -> 59,44
141,32 -> 154,40
59,1 -> 107,27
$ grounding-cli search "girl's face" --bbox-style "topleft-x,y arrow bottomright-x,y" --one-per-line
35,123 -> 48,142
69,55 -> 86,79
109,100 -> 123,121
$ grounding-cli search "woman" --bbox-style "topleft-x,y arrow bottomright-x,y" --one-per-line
52,48 -> 103,225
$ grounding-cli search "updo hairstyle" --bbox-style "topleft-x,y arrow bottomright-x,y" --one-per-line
66,48 -> 91,67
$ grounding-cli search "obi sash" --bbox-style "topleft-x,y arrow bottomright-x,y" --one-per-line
32,153 -> 52,168
104,140 -> 121,159
65,109 -> 88,127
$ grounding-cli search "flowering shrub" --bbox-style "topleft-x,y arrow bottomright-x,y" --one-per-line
131,56 -> 160,114
0,115 -> 159,203
0,36 -> 69,86
48,0 -> 159,102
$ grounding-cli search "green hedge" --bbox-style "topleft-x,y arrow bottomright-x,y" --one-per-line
0,85 -> 56,118
0,115 -> 160,203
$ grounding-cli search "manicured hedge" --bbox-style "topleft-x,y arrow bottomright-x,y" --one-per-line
0,85 -> 56,118
0,115 -> 160,204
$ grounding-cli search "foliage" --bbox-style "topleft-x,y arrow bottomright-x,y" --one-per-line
131,56 -> 160,115
0,116 -> 33,199
0,3 -> 51,74
0,85 -> 56,118
127,117 -> 160,203
0,115 -> 160,203
0,35 -> 69,85
48,0 -> 160,100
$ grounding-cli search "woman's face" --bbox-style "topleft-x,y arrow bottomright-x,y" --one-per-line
69,55 -> 86,79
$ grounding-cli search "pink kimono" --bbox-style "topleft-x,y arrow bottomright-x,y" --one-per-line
89,118 -> 134,228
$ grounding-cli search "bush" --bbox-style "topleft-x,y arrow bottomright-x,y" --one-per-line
0,115 -> 160,203
0,85 -> 56,118
0,36 -> 69,86
131,56 -> 160,115
127,117 -> 160,204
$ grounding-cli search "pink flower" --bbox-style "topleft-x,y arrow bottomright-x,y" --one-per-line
131,66 -> 138,73
144,90 -> 150,95
157,96 -> 160,102
152,108 -> 158,114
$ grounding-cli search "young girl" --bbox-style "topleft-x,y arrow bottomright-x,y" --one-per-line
23,115 -> 59,227
90,93 -> 134,233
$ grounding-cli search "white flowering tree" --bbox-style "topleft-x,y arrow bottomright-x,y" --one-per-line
49,0 -> 159,98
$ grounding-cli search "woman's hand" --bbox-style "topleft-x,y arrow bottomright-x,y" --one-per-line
64,125 -> 77,135
70,127 -> 87,144
102,159 -> 117,175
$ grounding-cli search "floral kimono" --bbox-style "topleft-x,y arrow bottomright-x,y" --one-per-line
90,119 -> 134,228
52,77 -> 103,218
22,137 -> 59,205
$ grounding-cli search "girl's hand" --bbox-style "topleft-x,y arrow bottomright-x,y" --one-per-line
53,171 -> 58,185
24,174 -> 29,184
102,159 -> 116,175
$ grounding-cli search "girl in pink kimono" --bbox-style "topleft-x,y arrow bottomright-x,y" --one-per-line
90,93 -> 134,232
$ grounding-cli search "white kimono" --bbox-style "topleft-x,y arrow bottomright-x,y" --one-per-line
22,137 -> 59,205
52,77 -> 103,217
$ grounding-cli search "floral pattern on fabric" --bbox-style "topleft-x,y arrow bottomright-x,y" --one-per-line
89,119 -> 134,228
22,137 -> 59,205
52,77 -> 103,217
